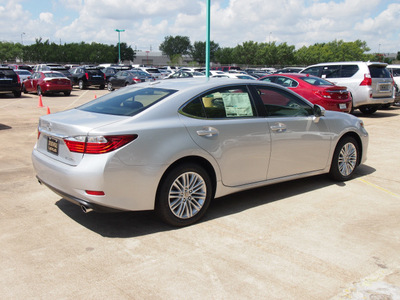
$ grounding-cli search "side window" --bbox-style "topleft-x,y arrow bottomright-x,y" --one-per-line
181,86 -> 256,119
275,77 -> 298,87
302,66 -> 321,77
322,65 -> 341,78
255,87 -> 313,117
340,65 -> 359,78
259,76 -> 276,83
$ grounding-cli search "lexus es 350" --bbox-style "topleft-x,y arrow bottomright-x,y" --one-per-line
32,78 -> 368,226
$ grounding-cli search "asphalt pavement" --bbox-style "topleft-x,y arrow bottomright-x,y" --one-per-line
1,88 -> 400,299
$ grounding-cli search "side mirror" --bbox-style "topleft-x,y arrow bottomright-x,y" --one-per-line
313,104 -> 325,123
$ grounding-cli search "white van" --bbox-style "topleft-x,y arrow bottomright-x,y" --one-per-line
301,61 -> 395,114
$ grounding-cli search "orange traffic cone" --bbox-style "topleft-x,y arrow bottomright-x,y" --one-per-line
94,94 -> 97,99
46,107 -> 51,114
38,95 -> 44,108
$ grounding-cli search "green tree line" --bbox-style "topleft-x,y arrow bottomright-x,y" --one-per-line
0,38 -> 135,64
160,36 -> 397,67
1,36 -> 398,66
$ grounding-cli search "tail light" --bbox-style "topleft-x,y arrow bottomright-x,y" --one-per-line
360,73 -> 372,86
103,73 -> 106,80
313,90 -> 332,98
133,77 -> 141,83
64,135 -> 138,154
16,74 -> 21,84
85,73 -> 89,80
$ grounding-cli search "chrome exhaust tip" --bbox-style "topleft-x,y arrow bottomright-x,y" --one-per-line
81,205 -> 93,214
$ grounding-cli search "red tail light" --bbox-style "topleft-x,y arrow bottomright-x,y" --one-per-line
313,90 -> 332,98
85,73 -> 89,80
86,190 -> 105,196
360,73 -> 372,86
64,135 -> 137,154
103,73 -> 106,80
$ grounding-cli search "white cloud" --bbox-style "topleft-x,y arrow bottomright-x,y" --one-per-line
0,0 -> 399,53
39,12 -> 53,23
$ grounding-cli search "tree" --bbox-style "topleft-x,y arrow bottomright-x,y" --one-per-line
191,41 -> 220,64
159,36 -> 192,61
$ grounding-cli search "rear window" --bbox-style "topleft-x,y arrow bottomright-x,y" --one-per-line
0,69 -> 17,77
78,87 -> 177,116
300,76 -> 334,86
369,66 -> 391,78
389,68 -> 400,77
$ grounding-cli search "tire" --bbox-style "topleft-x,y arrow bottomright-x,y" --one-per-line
381,103 -> 391,109
329,136 -> 359,181
37,86 -> 42,96
22,84 -> 28,94
107,82 -> 114,91
78,80 -> 85,90
64,91 -> 71,96
359,106 -> 377,115
156,163 -> 212,227
99,84 -> 105,90
13,90 -> 21,98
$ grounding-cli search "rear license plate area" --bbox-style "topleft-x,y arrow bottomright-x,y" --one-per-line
339,103 -> 347,109
47,137 -> 59,155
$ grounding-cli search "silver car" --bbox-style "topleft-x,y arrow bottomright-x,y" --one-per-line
32,78 -> 369,226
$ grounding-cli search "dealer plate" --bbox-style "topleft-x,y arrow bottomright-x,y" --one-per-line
47,136 -> 59,155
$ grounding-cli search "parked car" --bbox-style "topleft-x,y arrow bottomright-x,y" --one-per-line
212,73 -> 257,80
14,69 -> 32,81
139,67 -> 163,80
33,64 -> 72,80
8,64 -> 33,73
164,70 -> 205,79
102,65 -> 132,82
107,70 -> 155,91
274,67 -> 304,74
22,71 -> 72,96
258,73 -> 352,113
0,66 -> 22,98
386,64 -> 400,106
69,66 -> 106,90
32,78 -> 368,226
300,61 -> 395,114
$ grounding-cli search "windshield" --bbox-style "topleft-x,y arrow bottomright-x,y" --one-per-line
78,87 -> 177,116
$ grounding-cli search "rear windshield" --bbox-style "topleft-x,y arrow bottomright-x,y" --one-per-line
78,87 -> 177,116
300,76 -> 334,86
0,69 -> 17,77
369,66 -> 391,78
45,72 -> 66,78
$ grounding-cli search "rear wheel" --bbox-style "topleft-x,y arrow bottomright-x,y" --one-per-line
78,80 -> 85,90
37,86 -> 42,96
22,84 -> 28,94
107,82 -> 114,91
359,106 -> 377,115
329,136 -> 359,181
156,163 -> 212,227
99,84 -> 105,90
13,90 -> 21,98
64,91 -> 71,96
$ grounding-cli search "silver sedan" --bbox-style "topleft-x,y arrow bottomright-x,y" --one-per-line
32,78 -> 368,226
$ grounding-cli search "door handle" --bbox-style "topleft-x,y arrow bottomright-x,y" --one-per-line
196,127 -> 219,137
270,123 -> 287,133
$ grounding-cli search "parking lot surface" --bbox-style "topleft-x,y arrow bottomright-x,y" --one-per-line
1,88 -> 400,299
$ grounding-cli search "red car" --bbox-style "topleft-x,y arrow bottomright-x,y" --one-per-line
258,73 -> 352,112
22,71 -> 72,96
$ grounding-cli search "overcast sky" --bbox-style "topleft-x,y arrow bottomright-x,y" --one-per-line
1,0 -> 399,54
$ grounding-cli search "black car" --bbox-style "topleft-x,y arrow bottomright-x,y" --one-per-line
69,66 -> 106,90
107,70 -> 155,91
0,67 -> 22,98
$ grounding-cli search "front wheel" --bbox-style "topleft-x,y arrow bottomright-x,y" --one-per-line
359,106 -> 377,115
329,136 -> 359,181
37,86 -> 42,96
156,164 -> 212,227
107,82 -> 114,91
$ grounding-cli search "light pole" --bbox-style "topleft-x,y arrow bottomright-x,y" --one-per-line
115,29 -> 125,64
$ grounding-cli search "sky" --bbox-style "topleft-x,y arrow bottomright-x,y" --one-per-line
0,0 -> 399,54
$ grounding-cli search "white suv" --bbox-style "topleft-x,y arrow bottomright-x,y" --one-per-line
300,61 -> 395,114
386,65 -> 400,106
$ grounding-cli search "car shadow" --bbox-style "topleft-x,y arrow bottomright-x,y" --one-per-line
0,124 -> 12,130
352,106 -> 400,118
55,164 -> 376,238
